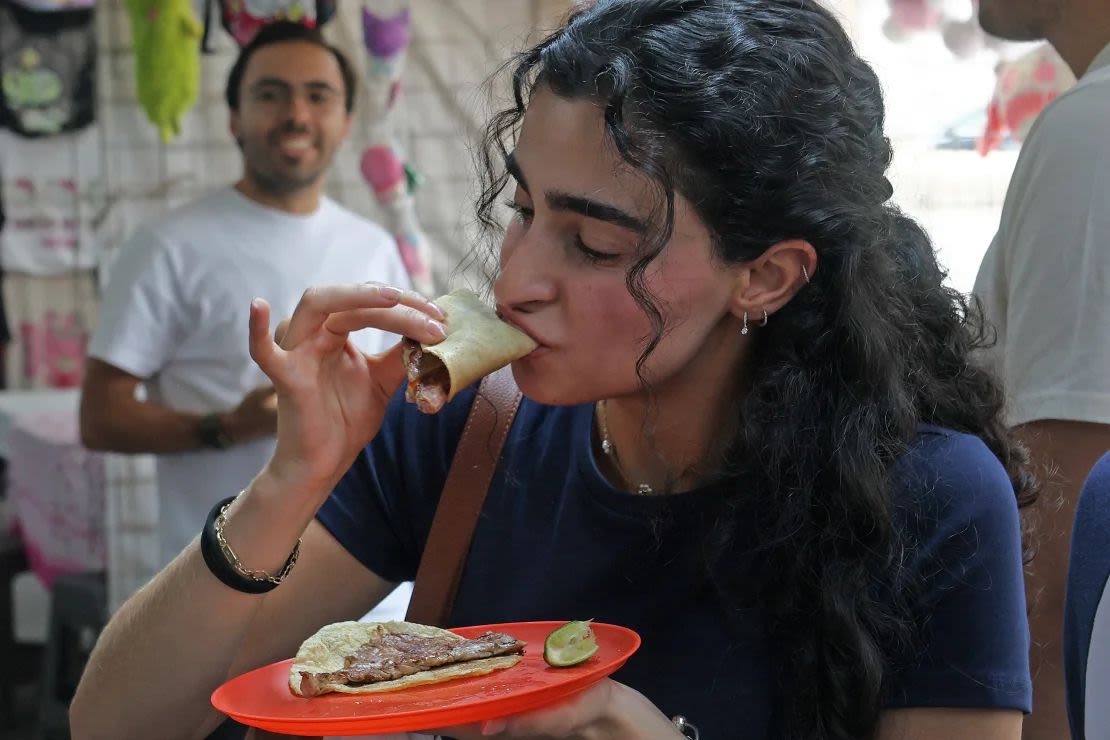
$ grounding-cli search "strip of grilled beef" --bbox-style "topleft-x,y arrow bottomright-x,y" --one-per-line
402,340 -> 450,413
299,630 -> 526,696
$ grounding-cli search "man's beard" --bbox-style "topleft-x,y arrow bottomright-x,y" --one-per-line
246,160 -> 323,196
239,134 -> 329,196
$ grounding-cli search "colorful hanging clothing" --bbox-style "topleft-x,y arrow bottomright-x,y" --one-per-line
0,127 -> 101,276
0,2 -> 96,137
980,44 -> 1076,155
125,0 -> 202,143
9,1 -> 96,9
358,5 -> 434,295
211,0 -> 336,48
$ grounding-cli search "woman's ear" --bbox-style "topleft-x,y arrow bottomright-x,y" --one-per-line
729,239 -> 817,319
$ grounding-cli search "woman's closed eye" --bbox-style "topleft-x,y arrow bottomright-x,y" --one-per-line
505,200 -> 622,265
505,199 -> 534,226
571,235 -> 621,265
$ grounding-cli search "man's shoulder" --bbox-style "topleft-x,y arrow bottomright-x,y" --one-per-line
141,188 -> 238,241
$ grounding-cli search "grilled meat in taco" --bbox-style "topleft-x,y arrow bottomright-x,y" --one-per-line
291,621 -> 526,697
403,289 -> 537,414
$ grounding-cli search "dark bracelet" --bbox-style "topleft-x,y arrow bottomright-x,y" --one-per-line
200,494 -> 300,594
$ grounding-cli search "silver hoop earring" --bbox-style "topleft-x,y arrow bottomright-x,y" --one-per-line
760,309 -> 769,327
741,311 -> 749,335
801,265 -> 811,283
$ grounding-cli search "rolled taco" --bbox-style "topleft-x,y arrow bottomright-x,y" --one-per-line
403,288 -> 537,414
290,620 -> 525,697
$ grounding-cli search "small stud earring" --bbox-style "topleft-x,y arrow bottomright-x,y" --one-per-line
741,311 -> 749,335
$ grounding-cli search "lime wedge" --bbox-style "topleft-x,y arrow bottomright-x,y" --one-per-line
544,620 -> 600,667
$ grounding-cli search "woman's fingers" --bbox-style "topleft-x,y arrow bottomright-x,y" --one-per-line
280,283 -> 400,349
324,306 -> 448,344
273,317 -> 291,345
248,298 -> 285,375
280,283 -> 444,349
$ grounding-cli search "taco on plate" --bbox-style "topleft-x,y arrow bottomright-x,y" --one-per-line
290,620 -> 526,697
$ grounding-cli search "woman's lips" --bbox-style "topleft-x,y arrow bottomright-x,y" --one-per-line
496,307 -> 547,349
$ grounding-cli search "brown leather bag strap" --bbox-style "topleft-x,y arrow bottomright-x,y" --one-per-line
405,366 -> 522,627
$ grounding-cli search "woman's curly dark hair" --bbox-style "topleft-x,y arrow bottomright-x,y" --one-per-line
473,0 -> 1037,737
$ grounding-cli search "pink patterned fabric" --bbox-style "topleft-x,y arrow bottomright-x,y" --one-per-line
8,409 -> 106,586
980,44 -> 1075,155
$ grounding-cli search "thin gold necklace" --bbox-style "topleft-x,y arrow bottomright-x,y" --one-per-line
596,400 -> 655,495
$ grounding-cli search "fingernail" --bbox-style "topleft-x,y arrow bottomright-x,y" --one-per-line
379,285 -> 403,301
428,301 -> 447,320
428,319 -> 448,339
481,718 -> 508,735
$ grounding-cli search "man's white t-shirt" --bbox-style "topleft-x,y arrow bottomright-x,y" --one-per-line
89,186 -> 412,567
973,42 -> 1110,426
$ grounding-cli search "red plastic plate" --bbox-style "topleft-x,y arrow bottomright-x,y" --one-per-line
211,621 -> 641,736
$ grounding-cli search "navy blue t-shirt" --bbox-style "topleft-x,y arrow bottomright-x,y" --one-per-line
317,387 -> 1032,737
1064,451 -> 1110,739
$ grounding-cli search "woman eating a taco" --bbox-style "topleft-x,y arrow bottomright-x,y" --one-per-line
71,1 -> 1036,738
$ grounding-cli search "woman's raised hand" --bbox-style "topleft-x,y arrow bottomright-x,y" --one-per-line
248,282 -> 446,496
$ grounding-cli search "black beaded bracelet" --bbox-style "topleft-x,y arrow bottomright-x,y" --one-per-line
200,495 -> 299,594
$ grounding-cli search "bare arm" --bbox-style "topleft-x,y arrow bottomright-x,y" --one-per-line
70,284 -> 448,740
69,480 -> 396,740
80,358 -> 207,453
79,358 -> 276,453
877,708 -> 1022,740
1014,419 -> 1110,740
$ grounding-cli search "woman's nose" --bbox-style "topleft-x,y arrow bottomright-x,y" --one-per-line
494,232 -> 558,313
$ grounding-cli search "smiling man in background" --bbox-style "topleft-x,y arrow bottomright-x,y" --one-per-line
80,23 -> 411,601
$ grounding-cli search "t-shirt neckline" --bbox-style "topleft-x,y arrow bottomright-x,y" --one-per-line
225,185 -> 328,224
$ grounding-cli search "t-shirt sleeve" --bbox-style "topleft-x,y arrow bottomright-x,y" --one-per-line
87,228 -> 187,379
885,430 -> 1032,712
314,385 -> 476,583
993,88 -> 1110,426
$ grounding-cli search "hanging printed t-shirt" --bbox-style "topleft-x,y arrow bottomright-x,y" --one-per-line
214,0 -> 336,48
0,127 -> 101,275
0,2 -> 95,137
9,1 -> 97,9
317,388 -> 1032,738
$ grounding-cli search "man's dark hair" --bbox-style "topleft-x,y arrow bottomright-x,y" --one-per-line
225,21 -> 356,113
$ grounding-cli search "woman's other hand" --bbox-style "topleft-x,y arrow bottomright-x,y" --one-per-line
430,679 -> 684,739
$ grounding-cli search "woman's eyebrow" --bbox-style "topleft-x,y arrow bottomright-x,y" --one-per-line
505,151 -> 648,234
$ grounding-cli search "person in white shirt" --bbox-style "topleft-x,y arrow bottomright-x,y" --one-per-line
973,0 -> 1110,737
80,23 -> 413,602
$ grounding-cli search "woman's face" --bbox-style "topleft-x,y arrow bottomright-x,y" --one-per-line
495,86 -> 744,405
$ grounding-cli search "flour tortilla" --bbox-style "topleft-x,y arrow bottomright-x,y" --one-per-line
289,620 -> 523,697
405,289 -> 537,408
